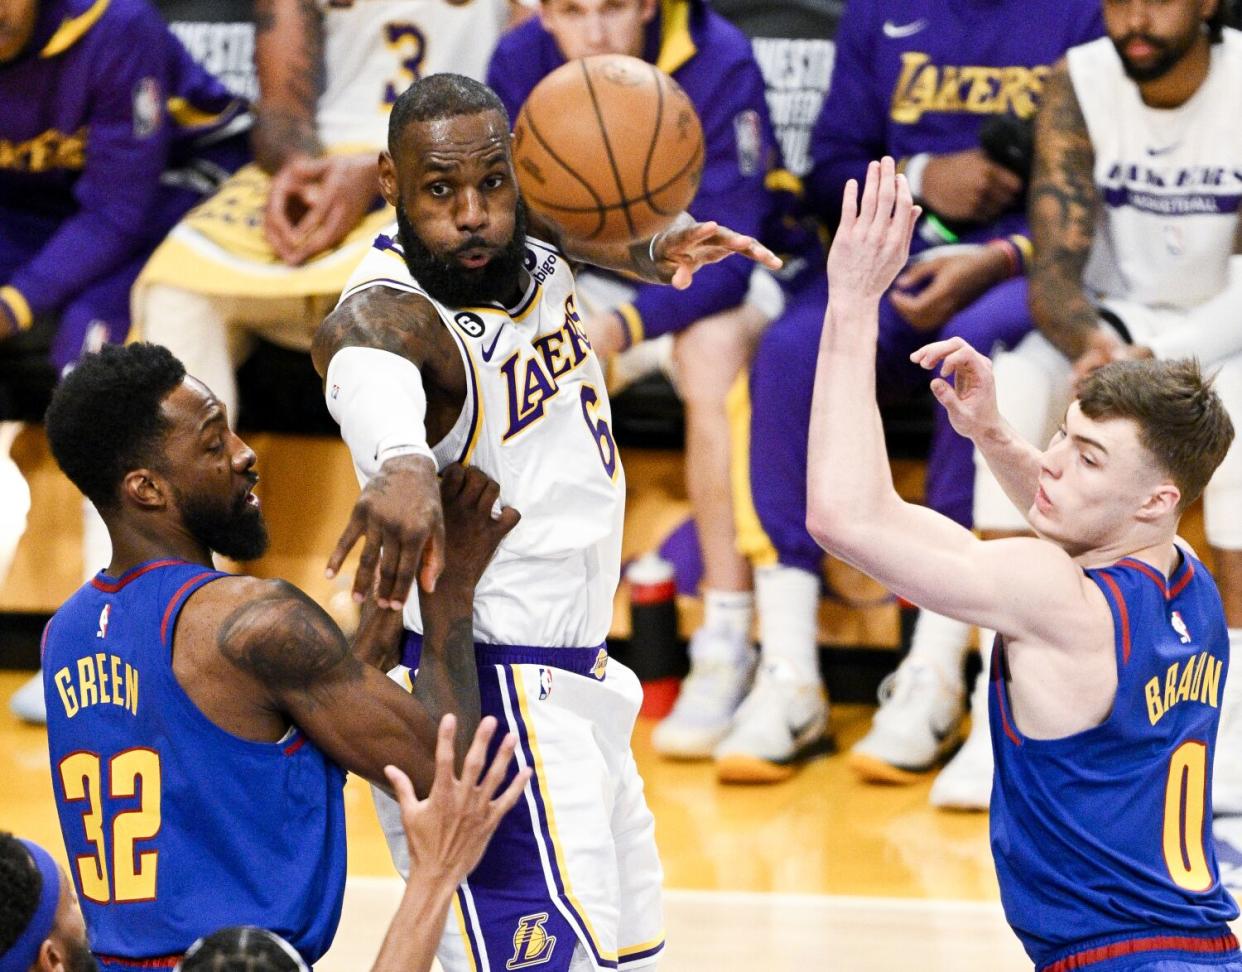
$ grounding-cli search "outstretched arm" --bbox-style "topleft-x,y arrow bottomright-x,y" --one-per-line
806,159 -> 1093,640
312,288 -> 468,609
1027,62 -> 1105,362
530,211 -> 781,290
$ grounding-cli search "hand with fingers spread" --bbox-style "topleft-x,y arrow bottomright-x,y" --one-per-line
827,157 -> 922,309
386,714 -> 530,877
327,453 -> 445,611
372,714 -> 531,972
436,463 -> 521,593
910,336 -> 1002,442
651,218 -> 783,291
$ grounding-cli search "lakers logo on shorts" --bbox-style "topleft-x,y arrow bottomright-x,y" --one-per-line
506,912 -> 557,969
591,648 -> 608,681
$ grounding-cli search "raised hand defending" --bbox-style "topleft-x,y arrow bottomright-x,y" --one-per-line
384,714 -> 530,880
826,157 -> 920,310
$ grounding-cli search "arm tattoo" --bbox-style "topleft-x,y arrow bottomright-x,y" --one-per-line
1028,64 -> 1100,360
218,582 -> 364,711
312,288 -> 442,375
253,0 -> 324,171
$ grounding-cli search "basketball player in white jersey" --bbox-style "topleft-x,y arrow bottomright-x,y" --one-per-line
970,0 -> 1242,810
312,74 -> 779,971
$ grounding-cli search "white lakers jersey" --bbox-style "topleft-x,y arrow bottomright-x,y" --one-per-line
337,230 -> 626,648
1068,30 -> 1242,310
317,0 -> 509,150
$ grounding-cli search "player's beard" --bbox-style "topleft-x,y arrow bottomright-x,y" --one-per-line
1113,27 -> 1200,83
175,479 -> 270,562
394,197 -> 528,308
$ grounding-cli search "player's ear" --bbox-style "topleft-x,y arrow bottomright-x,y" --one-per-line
378,151 -> 399,208
1136,480 -> 1181,523
122,469 -> 166,511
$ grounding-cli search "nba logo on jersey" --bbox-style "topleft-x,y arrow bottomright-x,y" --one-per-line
1171,610 -> 1192,644
96,604 -> 110,639
538,667 -> 553,700
507,913 -> 556,969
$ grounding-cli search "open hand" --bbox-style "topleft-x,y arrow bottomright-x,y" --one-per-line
327,453 -> 445,611
653,220 -> 782,290
827,157 -> 921,308
385,714 -> 531,882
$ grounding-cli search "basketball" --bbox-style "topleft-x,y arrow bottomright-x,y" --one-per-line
512,54 -> 705,245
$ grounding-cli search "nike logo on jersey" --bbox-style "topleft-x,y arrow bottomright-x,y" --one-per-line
1146,142 -> 1181,157
481,323 -> 506,363
883,18 -> 928,38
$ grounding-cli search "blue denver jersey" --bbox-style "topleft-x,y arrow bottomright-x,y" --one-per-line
990,550 -> 1240,971
42,559 -> 347,971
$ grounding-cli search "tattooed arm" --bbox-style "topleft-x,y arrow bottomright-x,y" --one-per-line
216,578 -> 444,793
528,211 -> 782,290
1027,62 -> 1104,362
313,288 -> 469,606
252,0 -> 323,172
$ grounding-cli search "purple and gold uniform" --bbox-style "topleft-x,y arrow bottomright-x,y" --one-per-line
0,0 -> 246,370
991,551 -> 1242,971
43,560 -> 347,971
487,0 -> 782,344
743,0 -> 1102,585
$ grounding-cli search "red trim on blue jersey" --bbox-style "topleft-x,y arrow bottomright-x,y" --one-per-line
1117,554 -> 1196,601
994,662 -> 1023,747
1098,573 -> 1132,664
283,734 -> 306,757
39,618 -> 52,661
94,953 -> 182,969
91,560 -> 187,593
158,572 -> 217,647
1119,558 -> 1170,597
1169,558 -> 1196,598
1041,930 -> 1239,971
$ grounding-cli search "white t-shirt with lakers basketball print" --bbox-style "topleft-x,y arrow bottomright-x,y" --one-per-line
336,229 -> 626,649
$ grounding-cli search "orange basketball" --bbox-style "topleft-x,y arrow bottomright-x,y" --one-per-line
512,54 -> 705,245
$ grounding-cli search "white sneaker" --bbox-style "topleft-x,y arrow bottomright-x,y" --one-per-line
848,660 -> 965,784
10,671 -> 46,725
714,660 -> 832,784
651,626 -> 755,760
930,668 -> 993,811
1214,673 -> 1242,815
